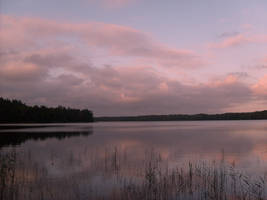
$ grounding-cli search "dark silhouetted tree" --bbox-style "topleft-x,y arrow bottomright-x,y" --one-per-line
0,97 -> 94,123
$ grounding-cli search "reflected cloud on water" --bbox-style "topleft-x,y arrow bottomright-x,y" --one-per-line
0,121 -> 267,199
1,121 -> 267,174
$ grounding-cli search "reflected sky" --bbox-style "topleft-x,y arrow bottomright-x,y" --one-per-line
1,121 -> 267,177
1,121 -> 267,199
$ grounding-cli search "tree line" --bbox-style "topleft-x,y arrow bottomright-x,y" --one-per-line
96,111 -> 267,121
0,97 -> 94,123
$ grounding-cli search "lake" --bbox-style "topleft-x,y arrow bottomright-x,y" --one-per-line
1,121 -> 267,200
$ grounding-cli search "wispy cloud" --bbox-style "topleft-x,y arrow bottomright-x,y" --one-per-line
219,31 -> 240,38
209,34 -> 267,49
209,34 -> 248,49
0,15 -> 202,69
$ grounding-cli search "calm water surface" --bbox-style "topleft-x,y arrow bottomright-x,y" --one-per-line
1,121 -> 267,199
1,121 -> 267,173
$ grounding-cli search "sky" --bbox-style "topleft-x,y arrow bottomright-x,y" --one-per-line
0,0 -> 267,116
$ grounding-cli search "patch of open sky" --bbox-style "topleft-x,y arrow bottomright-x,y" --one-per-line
47,67 -> 66,79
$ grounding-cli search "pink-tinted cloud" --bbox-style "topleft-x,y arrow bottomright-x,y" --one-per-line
209,34 -> 248,49
208,74 -> 239,87
0,59 -> 255,116
209,34 -> 267,49
252,74 -> 267,96
0,61 -> 46,81
0,14 -> 202,69
1,14 -> 266,115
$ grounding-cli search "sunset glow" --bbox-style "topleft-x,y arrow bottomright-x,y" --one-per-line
1,0 -> 267,116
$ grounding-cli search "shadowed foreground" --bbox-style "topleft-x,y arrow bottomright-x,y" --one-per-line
0,148 -> 266,200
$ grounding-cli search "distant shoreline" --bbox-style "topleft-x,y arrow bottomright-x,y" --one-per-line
1,97 -> 267,123
95,119 -> 267,122
95,110 -> 267,122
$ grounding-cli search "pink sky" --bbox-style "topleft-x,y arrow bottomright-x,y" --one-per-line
0,1 -> 267,116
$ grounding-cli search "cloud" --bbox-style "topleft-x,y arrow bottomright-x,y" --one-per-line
209,34 -> 267,49
209,34 -> 248,49
227,72 -> 249,79
0,61 -> 47,81
247,65 -> 267,70
252,74 -> 267,96
242,55 -> 267,71
0,15 -> 202,69
0,58 -> 255,116
219,31 -> 240,38
0,14 -> 265,116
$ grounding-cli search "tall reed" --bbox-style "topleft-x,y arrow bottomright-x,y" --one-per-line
0,148 -> 266,200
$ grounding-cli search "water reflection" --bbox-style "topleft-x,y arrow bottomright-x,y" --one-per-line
0,124 -> 93,148
0,121 -> 267,199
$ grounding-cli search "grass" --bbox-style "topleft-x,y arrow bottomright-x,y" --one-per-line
0,148 -> 266,200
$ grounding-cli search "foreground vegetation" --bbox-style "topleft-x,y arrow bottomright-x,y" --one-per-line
0,97 -> 93,123
0,148 -> 266,200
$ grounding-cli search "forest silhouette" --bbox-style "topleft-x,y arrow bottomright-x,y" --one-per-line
1,97 -> 267,123
0,97 -> 94,123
